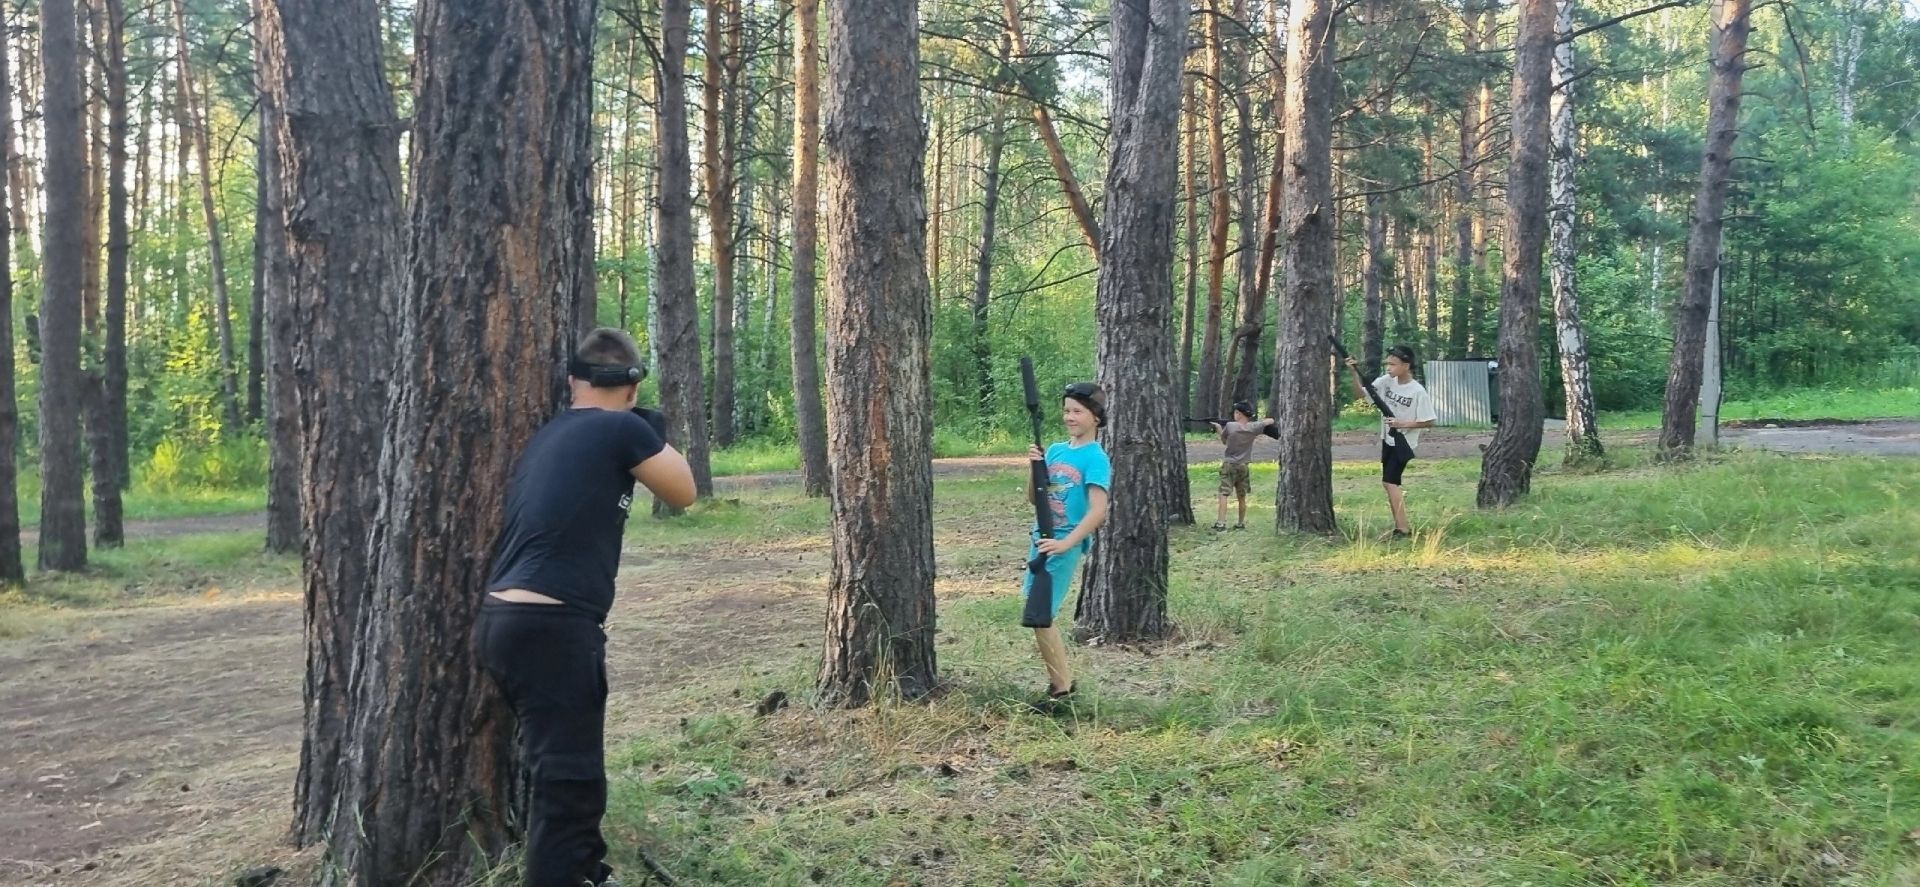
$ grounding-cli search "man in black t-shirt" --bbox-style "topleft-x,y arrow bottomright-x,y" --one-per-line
476,328 -> 696,887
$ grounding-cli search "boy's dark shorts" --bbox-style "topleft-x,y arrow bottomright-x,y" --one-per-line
1219,461 -> 1251,497
1381,439 -> 1415,486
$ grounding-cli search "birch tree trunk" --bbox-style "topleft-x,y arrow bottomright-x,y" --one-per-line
1550,0 -> 1603,464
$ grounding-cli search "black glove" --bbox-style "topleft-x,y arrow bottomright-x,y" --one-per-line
632,406 -> 669,439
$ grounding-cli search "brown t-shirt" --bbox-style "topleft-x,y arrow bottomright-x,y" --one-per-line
1220,420 -> 1271,466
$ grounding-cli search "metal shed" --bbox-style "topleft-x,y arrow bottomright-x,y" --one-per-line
1424,359 -> 1495,427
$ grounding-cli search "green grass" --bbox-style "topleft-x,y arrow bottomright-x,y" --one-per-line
1600,385 -> 1920,431
0,530 -> 297,638
602,449 -> 1920,885
12,472 -> 267,527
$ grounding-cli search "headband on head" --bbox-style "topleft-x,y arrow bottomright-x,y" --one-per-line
1063,382 -> 1106,428
1233,400 -> 1255,418
569,358 -> 645,388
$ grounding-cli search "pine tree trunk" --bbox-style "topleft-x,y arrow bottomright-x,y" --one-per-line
1075,0 -> 1190,643
705,0 -> 738,448
1659,0 -> 1750,456
260,79 -> 299,556
789,0 -> 829,497
1271,0 -> 1337,534
89,0 -> 128,541
1251,0 -> 1285,397
1221,0 -> 1261,411
321,0 -> 595,880
1448,10 -> 1480,358
816,0 -> 937,705
657,0 -> 716,501
39,0 -> 89,572
971,115 -> 1004,417
1002,0 -> 1099,259
617,34 -> 638,329
259,0 -> 405,849
1475,0 -> 1553,508
0,31 -> 26,584
1196,0 -> 1230,420
170,0 -> 242,432
1550,0 -> 1602,464
1179,78 -> 1199,416
1362,193 -> 1386,377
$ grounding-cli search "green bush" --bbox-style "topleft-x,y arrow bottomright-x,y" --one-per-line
140,436 -> 270,493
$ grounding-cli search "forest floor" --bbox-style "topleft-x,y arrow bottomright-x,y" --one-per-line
0,419 -> 1916,886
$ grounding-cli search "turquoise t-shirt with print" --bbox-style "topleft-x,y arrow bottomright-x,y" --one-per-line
1040,439 -> 1112,534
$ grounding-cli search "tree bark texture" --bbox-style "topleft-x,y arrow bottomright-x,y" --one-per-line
655,0 -> 716,500
1362,192 -> 1386,377
261,86 -> 300,557
1448,7 -> 1482,357
90,0 -> 129,543
1476,0 -> 1553,508
971,114 -> 1004,416
1220,0 -> 1262,410
816,0 -> 939,705
705,0 -> 739,447
1271,0 -> 1337,534
1075,0 -> 1191,643
1179,78 -> 1199,416
39,0 -> 89,572
1659,0 -> 1750,456
321,0 -> 595,880
259,0 -> 406,848
790,0 -> 829,497
1196,0 -> 1231,420
1549,0 -> 1603,464
0,34 -> 25,584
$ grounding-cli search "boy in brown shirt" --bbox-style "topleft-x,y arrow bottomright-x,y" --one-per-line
1210,401 -> 1274,530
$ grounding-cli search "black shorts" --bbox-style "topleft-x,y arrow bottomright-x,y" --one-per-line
1381,439 -> 1415,485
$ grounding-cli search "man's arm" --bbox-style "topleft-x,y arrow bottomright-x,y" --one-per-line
632,446 -> 697,508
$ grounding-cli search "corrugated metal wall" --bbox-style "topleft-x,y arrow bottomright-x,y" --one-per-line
1426,360 -> 1493,426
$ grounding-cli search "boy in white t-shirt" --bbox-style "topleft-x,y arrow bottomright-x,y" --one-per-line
1344,344 -> 1438,538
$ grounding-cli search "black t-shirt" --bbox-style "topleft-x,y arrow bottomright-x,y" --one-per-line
486,408 -> 666,620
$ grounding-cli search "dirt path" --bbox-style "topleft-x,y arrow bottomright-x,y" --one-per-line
2,419 -> 1913,884
0,545 -> 831,885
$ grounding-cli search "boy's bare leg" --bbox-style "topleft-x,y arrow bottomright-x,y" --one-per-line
1215,495 -> 1230,526
1384,483 -> 1411,532
1237,492 -> 1249,525
1033,627 -> 1072,693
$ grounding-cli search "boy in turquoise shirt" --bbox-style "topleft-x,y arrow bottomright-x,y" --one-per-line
1022,382 -> 1111,709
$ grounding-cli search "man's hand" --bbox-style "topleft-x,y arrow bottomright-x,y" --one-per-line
1387,417 -> 1418,429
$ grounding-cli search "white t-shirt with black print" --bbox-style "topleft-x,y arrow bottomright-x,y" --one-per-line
1371,375 -> 1438,453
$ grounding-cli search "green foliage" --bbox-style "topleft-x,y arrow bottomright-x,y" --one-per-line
140,436 -> 269,493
